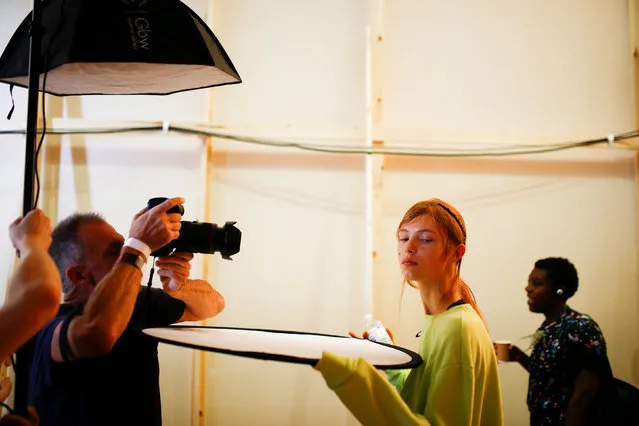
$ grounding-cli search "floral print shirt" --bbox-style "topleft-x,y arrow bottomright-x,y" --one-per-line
527,306 -> 612,426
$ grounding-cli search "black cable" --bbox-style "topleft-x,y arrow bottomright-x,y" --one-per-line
8,347 -> 16,412
33,77 -> 46,209
0,126 -> 164,136
139,254 -> 172,329
143,258 -> 156,320
33,0 -> 67,209
1,354 -> 16,414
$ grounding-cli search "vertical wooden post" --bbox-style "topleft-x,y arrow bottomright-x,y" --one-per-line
365,0 -> 385,319
630,1 -> 639,311
631,0 -> 639,239
628,0 -> 639,223
191,2 -> 217,425
631,0 -> 639,128
66,98 -> 91,212
41,95 -> 63,221
190,138 -> 213,426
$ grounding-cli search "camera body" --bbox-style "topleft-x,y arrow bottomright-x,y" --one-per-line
147,197 -> 241,260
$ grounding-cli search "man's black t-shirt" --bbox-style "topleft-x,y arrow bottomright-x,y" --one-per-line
28,288 -> 186,426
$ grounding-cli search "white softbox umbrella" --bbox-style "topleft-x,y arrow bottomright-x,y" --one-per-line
0,0 -> 241,96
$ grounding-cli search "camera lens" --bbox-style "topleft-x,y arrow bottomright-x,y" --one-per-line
175,221 -> 241,260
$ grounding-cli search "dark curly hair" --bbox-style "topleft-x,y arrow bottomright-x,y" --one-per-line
534,257 -> 579,299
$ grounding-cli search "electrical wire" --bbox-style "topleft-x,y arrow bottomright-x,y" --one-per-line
1,402 -> 14,414
1,355 -> 18,414
1,125 -> 637,158
169,126 -> 638,157
33,0 -> 67,209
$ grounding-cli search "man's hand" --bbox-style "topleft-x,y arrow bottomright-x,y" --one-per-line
9,209 -> 52,255
155,251 -> 194,291
128,197 -> 184,254
155,252 -> 226,321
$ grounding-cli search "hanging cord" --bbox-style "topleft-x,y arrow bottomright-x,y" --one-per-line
6,85 -> 15,120
33,0 -> 67,210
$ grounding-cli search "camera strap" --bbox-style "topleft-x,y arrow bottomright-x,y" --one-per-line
142,257 -> 156,320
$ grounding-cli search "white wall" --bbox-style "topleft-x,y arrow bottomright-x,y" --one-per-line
380,0 -> 633,143
0,1 -> 637,425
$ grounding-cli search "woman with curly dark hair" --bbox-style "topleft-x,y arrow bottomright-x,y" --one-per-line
506,257 -> 613,426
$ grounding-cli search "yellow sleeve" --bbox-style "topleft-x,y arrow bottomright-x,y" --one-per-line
424,364 -> 475,426
314,351 -> 432,426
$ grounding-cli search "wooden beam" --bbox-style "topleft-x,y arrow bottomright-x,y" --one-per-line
366,0 -> 386,323
189,137 -> 213,426
191,2 -> 217,425
631,0 -> 639,296
204,150 -> 631,177
632,0 -> 639,128
41,95 -> 64,221
66,98 -> 92,212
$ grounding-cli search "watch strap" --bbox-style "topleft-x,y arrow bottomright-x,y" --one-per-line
118,252 -> 146,270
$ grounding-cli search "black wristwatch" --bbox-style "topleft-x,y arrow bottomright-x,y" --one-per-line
118,252 -> 146,270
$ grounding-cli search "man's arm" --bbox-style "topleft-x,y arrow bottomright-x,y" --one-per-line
51,248 -> 145,361
155,252 -> 225,322
0,210 -> 61,363
168,279 -> 225,322
565,369 -> 600,426
50,197 -> 185,362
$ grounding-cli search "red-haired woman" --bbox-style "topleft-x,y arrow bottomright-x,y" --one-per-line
314,199 -> 503,425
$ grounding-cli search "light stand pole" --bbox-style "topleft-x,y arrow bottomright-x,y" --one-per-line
14,0 -> 43,417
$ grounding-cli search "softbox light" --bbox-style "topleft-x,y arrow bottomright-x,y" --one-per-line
0,0 -> 241,96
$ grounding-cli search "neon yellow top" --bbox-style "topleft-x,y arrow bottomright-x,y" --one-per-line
314,304 -> 504,426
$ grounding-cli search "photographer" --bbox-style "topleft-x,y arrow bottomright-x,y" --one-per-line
28,197 -> 225,426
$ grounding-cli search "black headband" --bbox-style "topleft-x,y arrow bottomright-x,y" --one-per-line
436,203 -> 466,242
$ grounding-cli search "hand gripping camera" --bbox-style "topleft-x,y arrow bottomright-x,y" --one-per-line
147,197 -> 241,260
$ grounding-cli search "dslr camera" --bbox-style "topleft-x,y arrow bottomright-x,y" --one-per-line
147,197 -> 241,260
